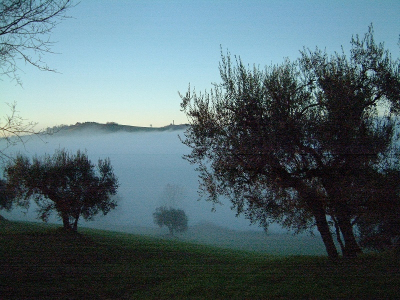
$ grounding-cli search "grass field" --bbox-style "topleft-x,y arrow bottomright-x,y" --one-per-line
1,218 -> 399,299
91,221 -> 328,256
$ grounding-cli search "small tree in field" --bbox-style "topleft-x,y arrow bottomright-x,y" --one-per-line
153,206 -> 188,236
4,149 -> 119,231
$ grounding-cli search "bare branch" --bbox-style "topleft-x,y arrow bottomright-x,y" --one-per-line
0,1 -> 76,161
0,0 -> 76,83
0,102 -> 43,163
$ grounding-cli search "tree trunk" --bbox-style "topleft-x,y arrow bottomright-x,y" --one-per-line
294,179 -> 339,260
72,210 -> 80,232
61,213 -> 71,231
72,217 -> 79,232
322,179 -> 362,258
332,215 -> 346,255
336,213 -> 362,258
311,203 -> 339,260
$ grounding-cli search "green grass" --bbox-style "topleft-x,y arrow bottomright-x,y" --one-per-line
93,221 -> 328,256
1,219 -> 399,299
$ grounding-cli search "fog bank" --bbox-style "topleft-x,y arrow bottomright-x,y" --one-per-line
1,128 -> 284,232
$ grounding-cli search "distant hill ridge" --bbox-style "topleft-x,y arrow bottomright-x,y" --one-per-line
47,122 -> 188,135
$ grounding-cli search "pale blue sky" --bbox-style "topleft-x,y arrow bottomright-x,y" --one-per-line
1,0 -> 399,129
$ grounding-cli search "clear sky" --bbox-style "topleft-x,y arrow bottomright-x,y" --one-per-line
1,0 -> 399,129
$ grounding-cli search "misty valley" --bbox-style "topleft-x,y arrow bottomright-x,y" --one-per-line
2,2 -> 400,298
0,123 -> 325,255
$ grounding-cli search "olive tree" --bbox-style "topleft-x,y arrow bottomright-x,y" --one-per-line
180,26 -> 400,259
153,206 -> 188,236
4,149 -> 119,231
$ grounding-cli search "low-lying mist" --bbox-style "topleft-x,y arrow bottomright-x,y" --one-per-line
1,127 -> 281,233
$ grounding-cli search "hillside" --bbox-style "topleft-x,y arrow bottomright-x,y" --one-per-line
93,221 -> 327,256
1,219 -> 399,299
45,121 -> 188,135
1,126 -> 264,233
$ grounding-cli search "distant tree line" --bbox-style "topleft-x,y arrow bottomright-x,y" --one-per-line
180,25 -> 400,259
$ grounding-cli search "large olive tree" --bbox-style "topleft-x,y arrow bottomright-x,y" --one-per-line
180,26 -> 400,259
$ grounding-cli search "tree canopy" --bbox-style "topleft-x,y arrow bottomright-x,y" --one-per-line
4,149 -> 119,231
180,25 -> 400,259
153,206 -> 188,236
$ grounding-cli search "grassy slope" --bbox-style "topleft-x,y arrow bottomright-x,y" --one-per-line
175,223 -> 328,256
91,221 -> 328,256
1,219 -> 399,299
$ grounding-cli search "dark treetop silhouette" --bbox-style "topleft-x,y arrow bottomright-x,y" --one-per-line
180,25 -> 400,259
4,148 -> 119,231
153,206 -> 188,236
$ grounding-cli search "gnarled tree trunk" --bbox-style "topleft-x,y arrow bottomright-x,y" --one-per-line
72,217 -> 79,232
311,202 -> 339,260
336,211 -> 362,257
323,179 -> 362,257
61,213 -> 72,231
295,179 -> 339,260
